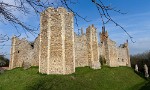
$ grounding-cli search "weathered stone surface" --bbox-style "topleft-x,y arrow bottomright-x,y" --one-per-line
9,36 -> 40,70
9,7 -> 131,75
39,7 -> 75,74
144,64 -> 149,78
86,25 -> 101,69
99,26 -> 130,67
74,33 -> 88,67
22,61 -> 31,70
135,64 -> 138,72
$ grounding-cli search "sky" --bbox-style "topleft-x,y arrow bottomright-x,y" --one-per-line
0,0 -> 150,58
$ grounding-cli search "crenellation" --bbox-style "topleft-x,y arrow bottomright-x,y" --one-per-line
57,7 -> 67,13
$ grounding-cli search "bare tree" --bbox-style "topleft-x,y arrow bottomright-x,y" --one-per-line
0,0 -> 133,37
0,0 -> 134,56
0,34 -> 9,43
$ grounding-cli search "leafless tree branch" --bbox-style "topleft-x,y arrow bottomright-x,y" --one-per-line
0,0 -> 135,57
91,0 -> 135,42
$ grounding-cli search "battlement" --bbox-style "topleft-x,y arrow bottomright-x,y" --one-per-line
41,7 -> 73,17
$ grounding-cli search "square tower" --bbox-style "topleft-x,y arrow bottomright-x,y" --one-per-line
86,25 -> 101,69
39,7 -> 75,74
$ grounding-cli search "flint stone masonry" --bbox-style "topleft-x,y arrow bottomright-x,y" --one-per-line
9,36 -> 39,70
86,25 -> 101,69
99,26 -> 131,67
9,7 -> 131,75
74,26 -> 101,69
22,61 -> 31,70
74,33 -> 88,67
39,7 -> 75,74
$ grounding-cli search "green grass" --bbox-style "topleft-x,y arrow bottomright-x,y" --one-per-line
0,66 -> 148,90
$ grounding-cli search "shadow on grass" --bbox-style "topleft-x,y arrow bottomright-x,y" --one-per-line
25,67 -> 94,90
134,71 -> 150,90
134,71 -> 147,80
26,77 -> 64,90
140,81 -> 150,90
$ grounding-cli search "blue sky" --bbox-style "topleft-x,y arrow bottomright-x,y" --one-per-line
0,0 -> 150,58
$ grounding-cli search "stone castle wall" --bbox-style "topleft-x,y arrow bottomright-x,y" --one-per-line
9,36 -> 39,69
74,25 -> 101,69
99,27 -> 130,67
118,47 -> 128,66
74,33 -> 88,67
32,36 -> 40,66
9,7 -> 130,74
106,38 -> 118,67
117,42 -> 130,66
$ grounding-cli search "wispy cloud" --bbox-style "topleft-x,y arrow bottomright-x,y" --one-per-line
74,11 -> 150,55
105,12 -> 150,54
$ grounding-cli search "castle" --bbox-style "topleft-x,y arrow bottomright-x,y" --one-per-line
9,7 -> 130,74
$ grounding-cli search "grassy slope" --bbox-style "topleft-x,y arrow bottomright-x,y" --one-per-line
0,66 -> 147,90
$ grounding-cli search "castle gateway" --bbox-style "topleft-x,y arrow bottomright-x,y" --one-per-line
9,7 -> 130,74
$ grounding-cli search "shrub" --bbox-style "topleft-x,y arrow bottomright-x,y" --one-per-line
0,55 -> 9,67
99,55 -> 106,65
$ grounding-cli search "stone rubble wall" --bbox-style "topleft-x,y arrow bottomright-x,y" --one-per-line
86,25 -> 101,69
9,36 -> 40,70
106,38 -> 119,67
117,47 -> 128,66
39,10 -> 49,73
74,33 -> 88,67
74,25 -> 101,69
9,7 -> 131,74
64,10 -> 75,74
48,7 -> 65,74
39,7 -> 75,74
31,36 -> 40,66
99,27 -> 131,67
117,42 -> 130,66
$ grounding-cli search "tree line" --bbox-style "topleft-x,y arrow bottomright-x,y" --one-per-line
131,50 -> 150,74
0,55 -> 9,67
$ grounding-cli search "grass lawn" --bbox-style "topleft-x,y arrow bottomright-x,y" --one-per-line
0,66 -> 148,90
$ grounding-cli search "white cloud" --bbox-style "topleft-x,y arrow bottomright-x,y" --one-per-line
103,11 -> 150,55
129,37 -> 150,55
